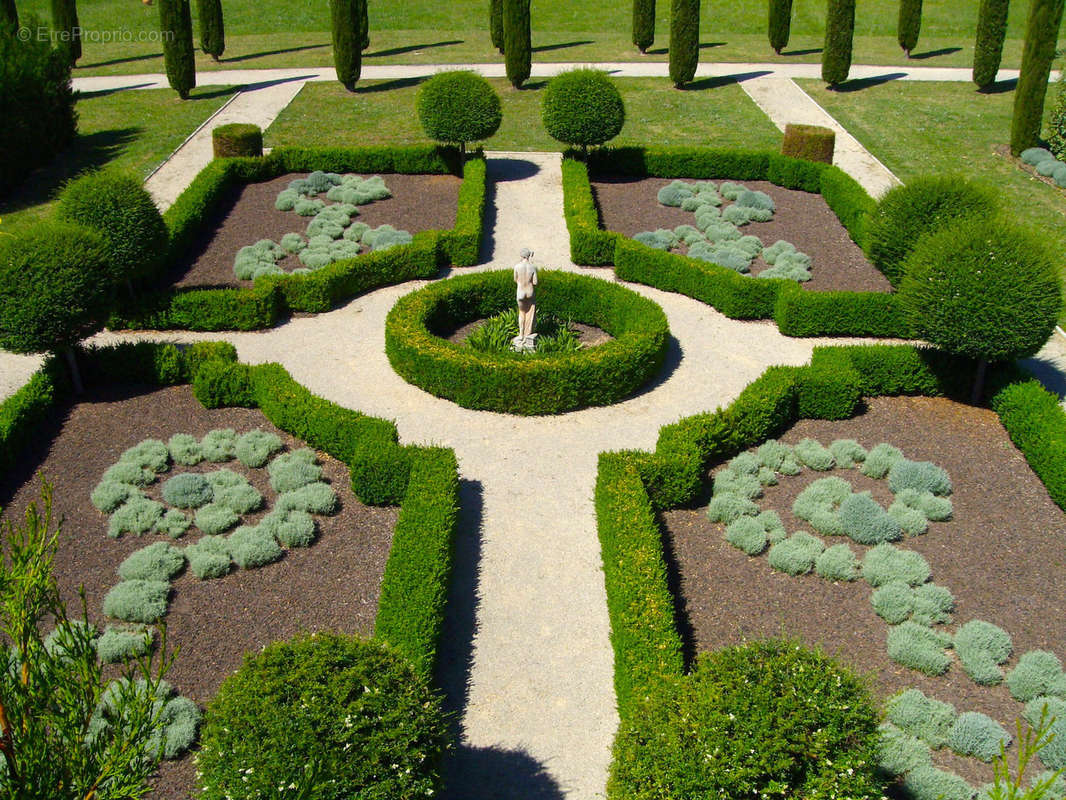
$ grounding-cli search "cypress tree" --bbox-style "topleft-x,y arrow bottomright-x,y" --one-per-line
972,0 -> 1010,88
1,0 -> 17,30
821,0 -> 855,87
490,0 -> 504,53
1010,0 -> 1066,154
669,0 -> 699,88
768,0 -> 793,55
196,0 -> 225,61
159,0 -> 196,100
503,0 -> 530,89
361,0 -> 369,50
50,0 -> 81,64
897,0 -> 921,56
330,0 -> 364,92
633,0 -> 655,54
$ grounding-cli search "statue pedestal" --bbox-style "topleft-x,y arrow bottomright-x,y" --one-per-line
510,333 -> 538,353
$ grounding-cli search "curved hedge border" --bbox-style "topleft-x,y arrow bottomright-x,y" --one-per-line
596,343 -> 1066,733
563,146 -> 907,339
385,269 -> 670,415
109,146 -> 487,332
0,342 -> 459,674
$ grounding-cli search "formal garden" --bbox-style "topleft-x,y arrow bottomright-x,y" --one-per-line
3,0 -> 1066,797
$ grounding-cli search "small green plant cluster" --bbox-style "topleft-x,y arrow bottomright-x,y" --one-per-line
1022,697 -> 1066,770
1019,147 -> 1066,189
464,308 -> 582,356
635,180 -> 813,281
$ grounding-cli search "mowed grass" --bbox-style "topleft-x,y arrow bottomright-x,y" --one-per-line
12,0 -> 1060,75
265,77 -> 783,152
0,85 -> 236,233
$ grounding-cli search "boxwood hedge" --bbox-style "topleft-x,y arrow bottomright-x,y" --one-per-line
385,269 -> 670,414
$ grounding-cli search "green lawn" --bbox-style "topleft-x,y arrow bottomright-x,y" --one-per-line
265,77 -> 783,152
0,85 -> 236,234
11,0 -> 1059,75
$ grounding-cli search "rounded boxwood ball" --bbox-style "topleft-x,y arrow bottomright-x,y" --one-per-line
196,633 -> 449,800
416,70 -> 502,150
541,68 -> 625,149
898,217 -> 1062,363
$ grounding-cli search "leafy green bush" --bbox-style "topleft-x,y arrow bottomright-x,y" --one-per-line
865,176 -> 998,286
56,170 -> 168,288
226,525 -> 283,569
992,379 -> 1066,512
161,473 -> 213,508
102,580 -> 171,624
782,123 -> 834,163
886,688 -> 957,748
840,491 -> 903,545
184,535 -> 231,579
903,765 -> 975,800
609,639 -> 884,799
117,542 -> 185,582
542,69 -> 625,151
768,531 -> 825,575
950,712 -> 1011,762
417,70 -> 501,155
863,543 -> 931,587
878,723 -> 933,777
955,620 -> 1012,686
887,621 -> 953,675
1007,651 -> 1066,702
815,542 -> 860,581
196,633 -> 449,800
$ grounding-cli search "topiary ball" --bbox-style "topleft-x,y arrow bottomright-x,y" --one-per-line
541,68 -> 625,150
610,639 -> 884,799
898,217 -> 1062,364
416,70 -> 502,151
55,169 -> 168,287
196,633 -> 450,800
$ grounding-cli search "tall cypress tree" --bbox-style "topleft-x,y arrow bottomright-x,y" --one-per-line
503,0 -> 530,89
1010,0 -> 1066,154
159,0 -> 196,99
361,0 -> 369,51
821,0 -> 855,87
490,0 -> 504,53
330,0 -> 364,92
196,0 -> 225,61
897,0 -> 921,56
633,0 -> 655,54
51,0 -> 81,64
972,0 -> 1010,89
0,0 -> 17,29
768,0 -> 793,54
669,0 -> 699,88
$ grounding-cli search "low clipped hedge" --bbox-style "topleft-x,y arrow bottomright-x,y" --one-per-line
211,123 -> 263,159
109,145 -> 486,331
567,146 -> 904,338
385,269 -> 670,414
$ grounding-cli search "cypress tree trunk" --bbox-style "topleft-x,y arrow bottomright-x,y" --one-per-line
503,0 -> 530,88
1011,0 -> 1066,154
159,0 -> 196,100
633,0 -> 655,54
768,0 -> 793,54
973,0 -> 1010,88
669,0 -> 699,88
821,0 -> 855,87
196,0 -> 225,61
51,0 -> 81,64
490,0 -> 504,53
0,0 -> 17,30
330,0 -> 363,92
897,0 -> 922,56
361,0 -> 369,50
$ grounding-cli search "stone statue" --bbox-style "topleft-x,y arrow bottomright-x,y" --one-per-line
512,247 -> 538,351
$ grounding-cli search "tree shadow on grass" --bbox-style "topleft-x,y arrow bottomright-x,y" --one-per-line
77,82 -> 158,99
978,78 -> 1018,94
781,47 -> 822,56
77,51 -> 163,70
828,72 -> 907,92
684,70 -> 773,90
532,39 -> 593,53
365,39 -> 464,58
355,75 -> 427,94
645,40 -> 725,55
908,46 -> 961,60
222,42 -> 331,63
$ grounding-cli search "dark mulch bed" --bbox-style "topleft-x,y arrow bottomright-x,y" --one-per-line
167,172 -> 462,289
592,175 -> 893,293
662,395 -> 1066,786
0,384 -> 397,799
445,319 -> 613,348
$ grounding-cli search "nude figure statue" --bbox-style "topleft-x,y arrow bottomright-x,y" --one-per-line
513,247 -> 538,348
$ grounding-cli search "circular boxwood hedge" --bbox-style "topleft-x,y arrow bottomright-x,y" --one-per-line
385,270 -> 670,415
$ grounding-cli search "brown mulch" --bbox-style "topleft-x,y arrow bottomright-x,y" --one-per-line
662,395 -> 1066,786
445,319 -> 613,347
591,175 -> 893,293
0,384 -> 397,799
167,172 -> 462,289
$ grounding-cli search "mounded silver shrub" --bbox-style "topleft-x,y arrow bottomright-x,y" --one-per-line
860,443 -> 904,479
1022,697 -> 1066,769
872,580 -> 914,624
706,246 -> 752,272
194,502 -> 240,536
294,197 -> 325,216
1037,158 -> 1062,177
886,688 -> 957,748
767,531 -> 825,575
168,433 -> 203,466
862,543 -> 931,587
839,491 -> 903,545
343,221 -> 370,242
736,189 -> 775,212
902,765 -> 975,800
204,468 -> 245,491
275,189 -> 299,211
793,476 -> 851,519
700,219 -> 742,242
279,232 -> 306,253
723,204 -> 757,226
260,508 -> 316,548
895,488 -> 953,522
234,430 -> 283,468
635,230 -> 676,250
226,525 -> 283,569
725,510 -> 786,555
103,461 -> 157,487
719,181 -> 746,201
713,469 -> 763,500
328,239 -> 362,261
759,262 -> 812,282
120,439 -> 171,473
910,582 -> 955,626
733,235 -> 763,259
201,429 -> 237,463
117,541 -> 185,582
185,535 -> 231,579
108,496 -> 165,538
815,542 -> 860,581
762,240 -> 796,264
888,460 -> 952,496
364,225 -> 413,252
268,449 -> 322,492
1021,147 -> 1056,165
756,467 -> 778,486
728,451 -> 761,475
657,180 -> 694,207
91,480 -> 140,513
212,482 -> 263,515
877,722 -> 933,778
102,579 -> 171,623
888,501 -> 929,537
95,624 -> 154,664
948,712 -> 1010,762
299,247 -> 334,269
887,621 -> 953,675
89,678 -> 201,761
673,224 -> 704,244
1006,650 -> 1066,701
706,492 -> 760,523
954,620 -> 1012,686
275,482 -> 339,515
794,438 -> 836,471
828,439 -> 867,469
161,472 -> 213,508
156,509 -> 191,539
757,440 -> 799,473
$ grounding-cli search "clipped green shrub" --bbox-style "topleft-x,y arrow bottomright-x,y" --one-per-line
840,491 -> 903,545
95,625 -> 154,664
886,688 -> 957,748
117,542 -> 186,582
878,723 -> 933,778
234,429 -> 283,468
330,0 -> 364,91
768,0 -> 793,54
102,580 -> 171,624
633,0 -> 656,52
56,169 -> 169,289
768,531 -> 825,575
955,620 -> 1012,686
822,0 -> 856,86
159,0 -> 196,99
1047,70 -> 1066,159
781,124 -> 834,164
1007,651 -> 1065,702
887,621 -> 953,675
973,0 -> 1010,88
542,69 -> 625,152
668,0 -> 700,88
196,0 -> 225,60
1010,0 -> 1066,154
226,525 -> 283,569
108,496 -> 165,538
949,712 -> 1011,762
161,473 -> 213,508
211,124 -> 261,159
903,765 -> 975,800
416,71 -> 501,156
185,535 -> 232,579
815,542 -> 860,581
200,429 -> 237,462
865,176 -> 998,286
609,639 -> 883,799
898,0 -> 923,55
861,443 -> 905,479
502,0 -> 531,88
196,633 -> 449,800
863,543 -> 931,587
